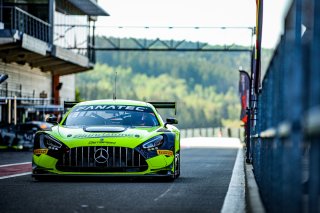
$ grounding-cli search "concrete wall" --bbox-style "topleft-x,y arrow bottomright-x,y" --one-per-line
0,61 -> 52,98
0,61 -> 76,102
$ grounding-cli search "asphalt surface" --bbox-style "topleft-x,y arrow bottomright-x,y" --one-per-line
0,144 -> 238,213
0,151 -> 32,164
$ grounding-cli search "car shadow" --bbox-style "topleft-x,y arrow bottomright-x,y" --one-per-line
31,175 -> 181,183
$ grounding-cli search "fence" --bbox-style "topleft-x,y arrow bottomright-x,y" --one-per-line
1,6 -> 51,43
249,0 -> 320,212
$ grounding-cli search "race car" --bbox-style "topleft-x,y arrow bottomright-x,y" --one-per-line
32,100 -> 180,181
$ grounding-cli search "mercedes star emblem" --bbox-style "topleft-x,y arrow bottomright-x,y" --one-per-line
94,148 -> 109,163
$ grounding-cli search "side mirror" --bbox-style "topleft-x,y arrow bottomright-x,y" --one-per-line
165,117 -> 178,128
46,116 -> 58,125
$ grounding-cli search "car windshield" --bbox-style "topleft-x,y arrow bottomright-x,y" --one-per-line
63,105 -> 160,127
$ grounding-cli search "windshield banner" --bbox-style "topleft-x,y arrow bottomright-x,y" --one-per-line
73,105 -> 153,113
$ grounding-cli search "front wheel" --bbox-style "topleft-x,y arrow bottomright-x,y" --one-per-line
174,151 -> 180,179
161,151 -> 180,182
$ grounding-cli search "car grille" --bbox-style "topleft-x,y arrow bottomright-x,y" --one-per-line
56,146 -> 148,173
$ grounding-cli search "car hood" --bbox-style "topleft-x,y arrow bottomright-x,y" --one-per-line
50,125 -> 161,149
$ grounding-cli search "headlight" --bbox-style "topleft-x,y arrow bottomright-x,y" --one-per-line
38,134 -> 62,150
142,135 -> 164,149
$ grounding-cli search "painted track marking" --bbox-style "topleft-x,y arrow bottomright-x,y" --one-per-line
0,162 -> 31,168
154,184 -> 174,201
0,162 -> 32,179
221,147 -> 245,213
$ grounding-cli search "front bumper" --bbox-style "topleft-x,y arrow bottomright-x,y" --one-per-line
32,146 -> 175,177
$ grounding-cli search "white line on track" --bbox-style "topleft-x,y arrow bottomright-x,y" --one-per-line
154,184 -> 174,201
0,162 -> 31,168
221,147 -> 245,213
0,172 -> 32,180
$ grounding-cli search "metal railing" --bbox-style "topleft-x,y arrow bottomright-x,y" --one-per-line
249,0 -> 320,212
0,6 -> 95,62
1,6 -> 51,42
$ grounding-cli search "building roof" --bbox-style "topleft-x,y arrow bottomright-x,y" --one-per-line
67,0 -> 109,16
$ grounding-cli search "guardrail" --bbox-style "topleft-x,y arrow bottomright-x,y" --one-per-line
249,0 -> 320,212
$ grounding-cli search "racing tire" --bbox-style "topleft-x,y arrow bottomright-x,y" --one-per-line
175,151 -> 180,179
160,151 -> 180,182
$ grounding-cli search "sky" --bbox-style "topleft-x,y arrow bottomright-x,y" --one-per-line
96,0 -> 292,49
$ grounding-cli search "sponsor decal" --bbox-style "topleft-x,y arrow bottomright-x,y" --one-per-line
34,149 -> 48,155
157,150 -> 173,156
73,105 -> 151,112
88,141 -> 116,145
73,133 -> 139,139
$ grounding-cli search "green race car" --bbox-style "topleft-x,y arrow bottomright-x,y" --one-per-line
32,100 -> 180,180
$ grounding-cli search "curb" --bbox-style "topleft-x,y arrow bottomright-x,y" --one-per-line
245,157 -> 266,213
221,147 -> 246,213
221,145 -> 266,213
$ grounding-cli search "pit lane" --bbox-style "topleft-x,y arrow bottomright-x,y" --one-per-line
0,137 -> 240,213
